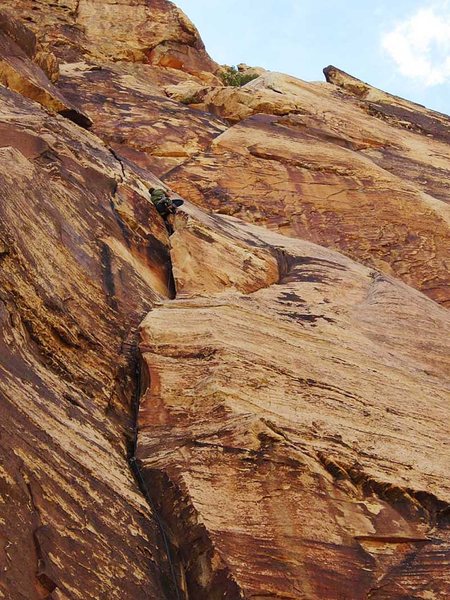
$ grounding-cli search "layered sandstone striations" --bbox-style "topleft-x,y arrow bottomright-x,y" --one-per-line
1,0 -> 225,176
0,78 -> 181,598
0,0 -> 218,73
56,62 -> 227,177
138,206 -> 450,599
0,2 -> 449,600
0,11 -> 91,126
164,70 -> 450,307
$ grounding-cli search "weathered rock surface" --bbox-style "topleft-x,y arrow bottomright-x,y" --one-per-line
165,70 -> 450,306
0,10 -> 58,81
1,0 -> 218,75
0,11 -> 91,126
0,84 -> 179,599
138,205 -> 450,599
1,1 -> 449,599
57,61 -> 227,176
0,2 -> 225,175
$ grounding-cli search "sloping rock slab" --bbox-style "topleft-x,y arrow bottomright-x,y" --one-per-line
137,206 -> 450,599
57,62 -> 227,176
0,85 -> 177,600
164,74 -> 450,306
0,14 -> 91,127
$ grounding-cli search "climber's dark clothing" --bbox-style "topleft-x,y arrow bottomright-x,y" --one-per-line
150,189 -> 173,218
150,188 -> 165,203
149,188 -> 184,235
155,197 -> 176,218
150,188 -> 184,218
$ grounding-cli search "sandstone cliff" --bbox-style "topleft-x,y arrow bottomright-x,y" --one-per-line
138,206 -> 450,599
164,70 -> 450,307
0,3 -> 449,600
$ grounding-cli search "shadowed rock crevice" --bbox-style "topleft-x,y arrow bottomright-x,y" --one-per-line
139,466 -> 246,600
128,342 -> 243,598
57,107 -> 92,129
122,212 -> 181,598
318,453 -> 450,530
127,350 -> 185,600
131,212 -> 250,599
134,350 -> 246,600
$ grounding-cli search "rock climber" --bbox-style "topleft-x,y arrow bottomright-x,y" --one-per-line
149,187 -> 184,233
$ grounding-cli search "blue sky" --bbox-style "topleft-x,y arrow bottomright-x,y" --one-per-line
175,0 -> 450,115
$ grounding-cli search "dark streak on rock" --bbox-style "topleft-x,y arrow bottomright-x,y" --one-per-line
319,454 -> 450,528
100,242 -> 118,311
192,227 -> 216,244
294,256 -> 347,271
365,102 -> 450,142
281,312 -> 336,326
139,466 -> 245,600
128,352 -> 184,600
109,196 -> 132,248
278,291 -> 306,304
21,316 -> 73,379
25,482 -> 59,596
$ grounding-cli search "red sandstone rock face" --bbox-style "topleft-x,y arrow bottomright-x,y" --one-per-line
138,206 -> 450,599
1,3 -> 449,600
0,1 -> 224,176
0,11 -> 91,126
56,62 -> 227,177
0,82 -> 180,599
164,71 -> 450,307
0,10 -> 59,81
1,0 -> 218,74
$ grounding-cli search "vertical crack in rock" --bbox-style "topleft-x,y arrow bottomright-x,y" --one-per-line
128,212 -> 245,599
128,349 -> 185,600
123,212 -> 181,598
109,147 -> 126,181
136,462 -> 246,600
129,216 -> 248,600
97,146 -> 182,596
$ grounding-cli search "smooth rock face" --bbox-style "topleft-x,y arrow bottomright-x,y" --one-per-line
0,84 -> 178,599
165,71 -> 450,307
171,210 -> 279,296
138,206 -> 450,599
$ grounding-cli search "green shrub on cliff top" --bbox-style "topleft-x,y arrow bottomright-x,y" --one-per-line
219,66 -> 259,87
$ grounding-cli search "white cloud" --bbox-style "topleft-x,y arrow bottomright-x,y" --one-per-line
382,5 -> 450,86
